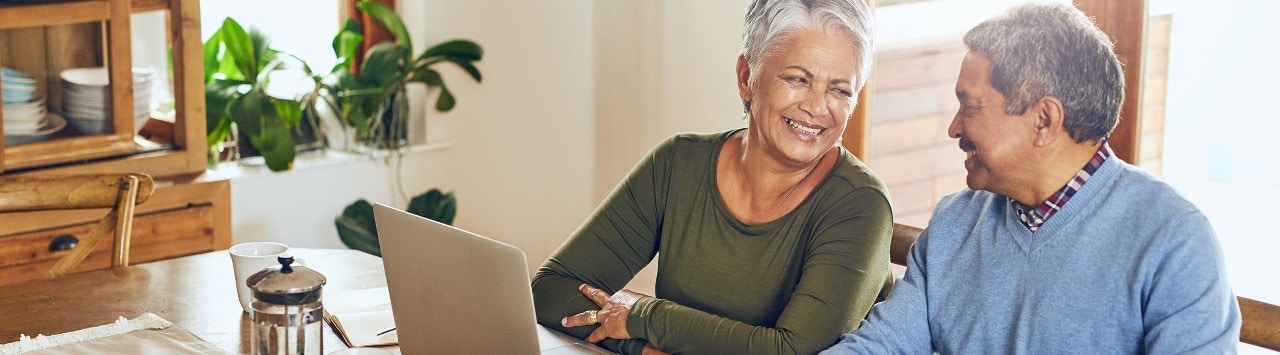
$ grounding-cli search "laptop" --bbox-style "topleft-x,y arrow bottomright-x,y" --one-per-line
373,203 -> 609,354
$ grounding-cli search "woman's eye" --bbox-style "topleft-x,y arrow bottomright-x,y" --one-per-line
831,88 -> 853,98
783,76 -> 807,85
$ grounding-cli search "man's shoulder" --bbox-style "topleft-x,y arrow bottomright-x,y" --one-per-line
1104,162 -> 1198,213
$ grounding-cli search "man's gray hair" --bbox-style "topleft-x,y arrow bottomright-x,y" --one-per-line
741,0 -> 875,92
964,2 -> 1124,143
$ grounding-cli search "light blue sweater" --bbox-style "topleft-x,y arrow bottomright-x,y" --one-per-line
822,157 -> 1241,354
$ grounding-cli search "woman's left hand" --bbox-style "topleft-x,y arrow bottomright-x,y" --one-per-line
561,283 -> 647,343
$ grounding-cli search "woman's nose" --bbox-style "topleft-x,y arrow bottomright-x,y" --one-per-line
799,88 -> 829,118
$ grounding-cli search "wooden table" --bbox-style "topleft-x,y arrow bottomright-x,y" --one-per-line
0,248 -> 389,353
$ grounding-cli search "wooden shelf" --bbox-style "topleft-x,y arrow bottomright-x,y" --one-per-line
0,0 -> 206,178
0,0 -> 226,282
0,1 -> 112,30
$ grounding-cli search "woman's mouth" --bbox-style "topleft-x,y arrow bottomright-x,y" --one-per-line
784,118 -> 824,136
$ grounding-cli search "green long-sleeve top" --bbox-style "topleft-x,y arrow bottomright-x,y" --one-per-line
532,130 -> 893,354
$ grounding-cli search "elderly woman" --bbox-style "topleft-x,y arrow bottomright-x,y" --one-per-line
532,0 -> 890,354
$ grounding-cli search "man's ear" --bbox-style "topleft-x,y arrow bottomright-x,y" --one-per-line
736,55 -> 751,103
1032,95 -> 1066,147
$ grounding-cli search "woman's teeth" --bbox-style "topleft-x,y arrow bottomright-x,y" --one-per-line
785,118 -> 822,135
966,150 -> 977,159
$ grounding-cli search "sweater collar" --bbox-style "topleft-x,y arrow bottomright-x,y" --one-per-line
1009,143 -> 1114,232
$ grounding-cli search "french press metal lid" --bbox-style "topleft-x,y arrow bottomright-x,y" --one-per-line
246,255 -> 327,305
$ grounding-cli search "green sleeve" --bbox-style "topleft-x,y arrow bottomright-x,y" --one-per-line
626,188 -> 893,354
531,137 -> 676,354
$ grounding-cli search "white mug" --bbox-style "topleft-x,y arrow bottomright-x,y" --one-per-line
229,242 -> 298,313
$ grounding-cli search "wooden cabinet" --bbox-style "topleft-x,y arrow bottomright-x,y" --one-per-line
0,0 -> 230,285
0,177 -> 230,285
0,0 -> 205,176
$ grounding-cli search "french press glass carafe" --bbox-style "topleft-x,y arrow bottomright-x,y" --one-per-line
246,255 -> 326,355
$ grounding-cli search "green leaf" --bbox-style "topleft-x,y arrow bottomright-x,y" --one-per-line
228,89 -> 265,137
254,97 -> 297,171
336,217 -> 381,256
434,83 -> 456,112
206,116 -> 233,147
419,39 -> 483,62
443,57 -> 482,82
333,19 -> 363,58
408,67 -> 442,87
357,0 -> 412,52
250,125 -> 296,171
336,199 -> 381,256
360,42 -> 407,87
408,189 -> 457,225
248,27 -> 276,73
202,26 -> 222,83
272,98 -> 303,126
332,19 -> 364,73
218,18 -> 256,81
204,79 -> 241,132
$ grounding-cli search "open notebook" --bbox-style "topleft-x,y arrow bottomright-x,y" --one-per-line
323,287 -> 398,348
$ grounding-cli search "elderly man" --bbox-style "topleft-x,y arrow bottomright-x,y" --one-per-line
822,3 -> 1240,354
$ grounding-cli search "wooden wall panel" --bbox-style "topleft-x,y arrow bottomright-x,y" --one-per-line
1075,0 -> 1147,163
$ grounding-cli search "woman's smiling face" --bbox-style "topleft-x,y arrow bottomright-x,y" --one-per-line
741,28 -> 861,168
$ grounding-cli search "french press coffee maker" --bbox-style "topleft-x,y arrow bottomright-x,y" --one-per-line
246,255 -> 327,355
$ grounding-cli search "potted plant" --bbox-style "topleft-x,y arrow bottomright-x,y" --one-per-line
204,18 -> 325,171
335,188 -> 457,256
326,0 -> 483,149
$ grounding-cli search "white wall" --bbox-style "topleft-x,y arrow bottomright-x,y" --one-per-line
230,0 -> 599,276
227,1 -> 754,290
592,1 -> 748,293
593,1 -> 747,199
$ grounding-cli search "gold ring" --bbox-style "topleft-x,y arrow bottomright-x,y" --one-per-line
588,310 -> 599,324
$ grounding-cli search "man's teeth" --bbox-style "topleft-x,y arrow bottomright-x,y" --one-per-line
785,118 -> 822,135
966,150 -> 977,159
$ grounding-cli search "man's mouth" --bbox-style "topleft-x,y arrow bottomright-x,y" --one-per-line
958,137 -> 977,158
784,118 -> 824,136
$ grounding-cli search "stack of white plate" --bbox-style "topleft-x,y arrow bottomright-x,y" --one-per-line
3,67 -> 66,145
60,67 -> 156,135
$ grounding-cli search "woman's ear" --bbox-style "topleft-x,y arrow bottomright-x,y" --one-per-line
736,55 -> 751,103
1032,95 -> 1066,147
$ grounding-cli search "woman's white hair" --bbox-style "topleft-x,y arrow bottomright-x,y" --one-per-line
741,0 -> 875,92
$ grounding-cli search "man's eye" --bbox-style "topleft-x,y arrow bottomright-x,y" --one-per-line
831,88 -> 853,98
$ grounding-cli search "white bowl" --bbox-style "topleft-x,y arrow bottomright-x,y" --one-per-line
63,108 -> 108,121
4,105 -> 46,121
5,94 -> 44,109
61,67 -> 156,87
5,112 -> 65,145
61,67 -> 110,87
68,115 -> 110,135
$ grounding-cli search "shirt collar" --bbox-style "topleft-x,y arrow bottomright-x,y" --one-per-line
1011,142 -> 1113,232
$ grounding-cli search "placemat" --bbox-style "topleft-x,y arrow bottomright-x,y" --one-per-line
0,313 -> 232,354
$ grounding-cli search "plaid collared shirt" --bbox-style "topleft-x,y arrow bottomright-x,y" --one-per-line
1011,142 -> 1114,232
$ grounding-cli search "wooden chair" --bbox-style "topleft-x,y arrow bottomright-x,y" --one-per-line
0,173 -> 154,278
887,223 -> 1280,351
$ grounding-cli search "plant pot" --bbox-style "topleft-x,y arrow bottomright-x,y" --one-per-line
236,110 -> 328,164
357,84 -> 409,150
